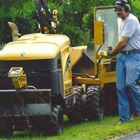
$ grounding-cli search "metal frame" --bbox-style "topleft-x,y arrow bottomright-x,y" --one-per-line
73,6 -> 117,88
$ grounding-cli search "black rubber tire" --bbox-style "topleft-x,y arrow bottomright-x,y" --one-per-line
86,85 -> 104,121
74,86 -> 84,95
75,86 -> 86,119
0,118 -> 13,137
67,86 -> 84,123
0,125 -> 13,137
0,129 -> 13,137
45,105 -> 63,135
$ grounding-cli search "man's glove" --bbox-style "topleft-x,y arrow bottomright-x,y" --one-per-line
107,46 -> 113,56
107,49 -> 112,56
99,47 -> 112,57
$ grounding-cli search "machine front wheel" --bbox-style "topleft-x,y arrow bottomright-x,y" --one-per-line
45,105 -> 63,135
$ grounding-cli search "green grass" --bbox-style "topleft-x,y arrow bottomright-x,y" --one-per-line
1,115 -> 140,140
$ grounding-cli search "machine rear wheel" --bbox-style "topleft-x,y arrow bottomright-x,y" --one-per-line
67,86 -> 84,123
86,85 -> 104,121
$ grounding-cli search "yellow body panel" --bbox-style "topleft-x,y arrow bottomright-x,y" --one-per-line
60,46 -> 72,96
0,33 -> 70,60
94,21 -> 104,45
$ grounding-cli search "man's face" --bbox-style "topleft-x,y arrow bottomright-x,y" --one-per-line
114,7 -> 127,20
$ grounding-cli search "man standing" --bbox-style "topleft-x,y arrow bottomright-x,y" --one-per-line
102,0 -> 140,123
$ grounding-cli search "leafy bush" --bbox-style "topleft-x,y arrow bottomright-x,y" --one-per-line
9,1 -> 37,34
58,24 -> 90,46
0,17 -> 12,43
1,0 -> 139,46
132,1 -> 140,20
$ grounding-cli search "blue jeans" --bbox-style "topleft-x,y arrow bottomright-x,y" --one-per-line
116,53 -> 140,122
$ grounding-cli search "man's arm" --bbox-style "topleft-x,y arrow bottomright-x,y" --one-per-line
111,36 -> 130,55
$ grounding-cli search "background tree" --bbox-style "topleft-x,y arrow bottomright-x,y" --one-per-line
0,0 -> 139,46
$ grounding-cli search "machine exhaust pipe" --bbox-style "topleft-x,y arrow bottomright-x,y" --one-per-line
8,22 -> 21,41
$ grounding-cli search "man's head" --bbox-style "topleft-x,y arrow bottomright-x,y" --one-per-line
114,0 -> 130,19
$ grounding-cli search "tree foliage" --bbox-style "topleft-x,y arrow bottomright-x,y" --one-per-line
0,0 -> 139,46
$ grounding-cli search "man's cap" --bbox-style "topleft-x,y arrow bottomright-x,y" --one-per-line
114,0 -> 128,8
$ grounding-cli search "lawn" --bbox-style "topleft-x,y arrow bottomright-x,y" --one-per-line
1,115 -> 140,140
